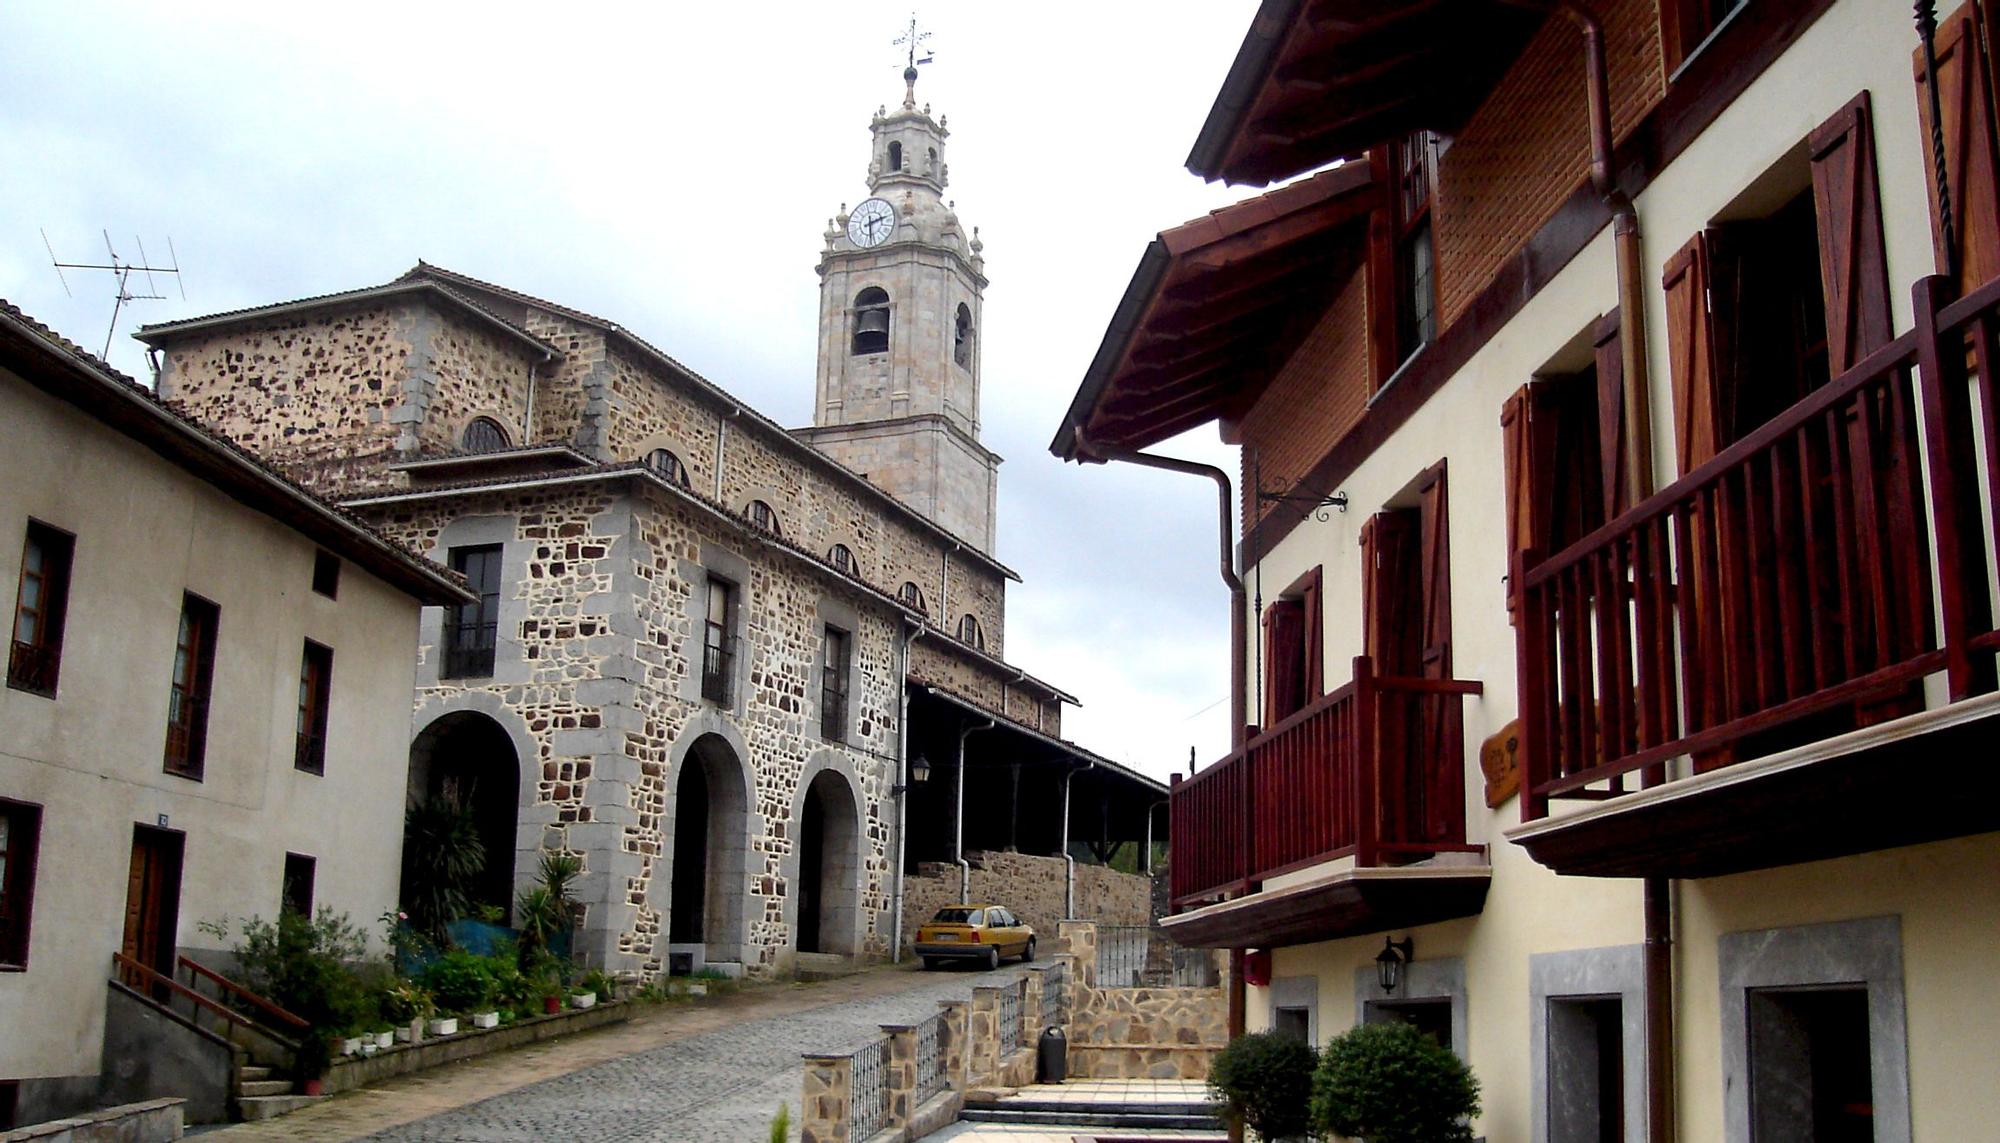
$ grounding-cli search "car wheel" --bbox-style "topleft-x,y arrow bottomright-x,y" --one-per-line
985,946 -> 1000,971
1021,937 -> 1035,963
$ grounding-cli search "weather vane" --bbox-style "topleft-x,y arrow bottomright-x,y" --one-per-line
893,12 -> 934,73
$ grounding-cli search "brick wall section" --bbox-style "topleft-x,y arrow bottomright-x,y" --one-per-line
1433,0 -> 1663,328
1238,273 -> 1371,527
900,850 -> 1150,955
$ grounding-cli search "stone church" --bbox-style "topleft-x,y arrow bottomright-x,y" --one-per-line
135,71 -> 1159,980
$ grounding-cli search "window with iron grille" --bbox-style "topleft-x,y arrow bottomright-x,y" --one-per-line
9,521 -> 74,697
0,798 -> 42,969
295,641 -> 332,774
821,626 -> 850,741
281,852 -> 316,916
461,417 -> 510,453
1392,131 -> 1438,364
956,613 -> 984,650
443,545 -> 502,678
702,576 -> 737,706
828,543 -> 859,576
746,499 -> 782,537
645,448 -> 691,488
897,581 -> 927,616
164,593 -> 219,780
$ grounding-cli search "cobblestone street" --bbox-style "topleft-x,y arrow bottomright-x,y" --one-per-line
201,962 -> 1027,1143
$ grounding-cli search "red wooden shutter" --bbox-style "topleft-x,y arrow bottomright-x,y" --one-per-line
1262,600 -> 1305,727
1592,311 -> 1631,516
1915,3 -> 2000,293
1414,462 -> 1460,843
1500,387 -> 1534,620
1664,233 -> 1723,475
1810,91 -> 1895,372
1359,517 -> 1379,662
1301,566 -> 1324,700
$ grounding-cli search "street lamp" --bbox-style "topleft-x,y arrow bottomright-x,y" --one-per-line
1375,936 -> 1415,994
893,753 -> 931,796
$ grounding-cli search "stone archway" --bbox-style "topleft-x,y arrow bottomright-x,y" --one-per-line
667,731 -> 752,967
407,710 -> 522,922
793,766 -> 864,956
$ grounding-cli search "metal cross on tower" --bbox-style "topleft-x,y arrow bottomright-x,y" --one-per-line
893,13 -> 934,72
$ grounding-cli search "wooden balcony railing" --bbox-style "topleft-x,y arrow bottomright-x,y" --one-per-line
1169,655 -> 1484,907
1518,274 -> 2000,819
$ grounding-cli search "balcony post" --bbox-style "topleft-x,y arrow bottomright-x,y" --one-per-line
1353,654 -> 1378,868
1913,274 -> 1999,698
1238,739 -> 1253,893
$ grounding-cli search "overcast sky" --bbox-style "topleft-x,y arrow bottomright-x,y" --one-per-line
1,1 -> 1264,779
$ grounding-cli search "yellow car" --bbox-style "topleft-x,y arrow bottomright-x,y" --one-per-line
914,904 -> 1035,970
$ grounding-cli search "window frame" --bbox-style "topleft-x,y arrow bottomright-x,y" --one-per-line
897,581 -> 927,616
295,640 -> 333,775
701,575 -> 738,707
956,613 -> 985,651
745,499 -> 782,537
645,448 -> 692,489
281,852 -> 316,917
460,417 -> 511,453
820,625 -> 851,741
0,798 -> 43,970
9,520 -> 75,698
164,592 -> 220,781
828,543 -> 859,577
311,550 -> 341,599
1390,131 -> 1440,366
442,544 -> 503,679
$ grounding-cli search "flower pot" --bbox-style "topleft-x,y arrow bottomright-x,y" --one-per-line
543,995 -> 561,1015
569,992 -> 596,1009
426,1016 -> 458,1036
341,1037 -> 363,1056
359,1041 -> 379,1057
302,1078 -> 324,1097
374,1031 -> 395,1049
395,1023 -> 419,1044
470,1011 -> 500,1029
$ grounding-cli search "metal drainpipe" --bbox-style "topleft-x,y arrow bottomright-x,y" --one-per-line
1060,755 -> 1096,918
955,716 -> 995,904
523,357 -> 543,441
1142,798 -> 1168,875
890,622 -> 927,963
1069,432 -> 1246,750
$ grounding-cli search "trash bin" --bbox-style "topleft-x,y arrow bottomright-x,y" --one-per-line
1037,1025 -> 1067,1083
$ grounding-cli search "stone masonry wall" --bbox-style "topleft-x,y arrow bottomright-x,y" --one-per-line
900,850 -> 1149,955
909,642 -> 1061,735
1057,920 -> 1227,1082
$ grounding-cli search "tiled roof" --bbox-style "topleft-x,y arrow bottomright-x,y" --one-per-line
1,297 -> 472,606
134,279 -> 561,360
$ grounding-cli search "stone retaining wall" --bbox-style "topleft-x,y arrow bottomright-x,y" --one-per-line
322,1001 -> 629,1094
1058,920 -> 1227,1081
0,1099 -> 184,1143
900,851 -> 1151,953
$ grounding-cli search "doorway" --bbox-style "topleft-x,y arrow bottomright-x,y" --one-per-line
407,711 -> 521,922
794,768 -> 860,955
122,825 -> 184,990
669,734 -> 750,964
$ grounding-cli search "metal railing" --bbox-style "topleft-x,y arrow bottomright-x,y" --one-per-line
1038,962 -> 1069,1029
700,635 -> 735,705
848,1036 -> 888,1142
6,639 -> 58,694
821,683 -> 847,740
997,978 -> 1023,1054
1096,925 -> 1218,988
914,1010 -> 947,1106
441,619 -> 497,678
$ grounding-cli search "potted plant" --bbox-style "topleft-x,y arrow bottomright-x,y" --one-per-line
541,987 -> 563,1015
421,950 -> 496,1033
582,969 -> 615,1004
427,1012 -> 459,1037
1311,1021 -> 1482,1143
381,981 -> 433,1044
401,786 -> 486,946
1208,1031 -> 1318,1142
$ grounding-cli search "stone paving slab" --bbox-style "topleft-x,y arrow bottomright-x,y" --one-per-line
196,962 -> 1025,1143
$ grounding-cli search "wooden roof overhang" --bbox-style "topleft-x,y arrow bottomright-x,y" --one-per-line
1187,0 -> 1549,186
1051,164 -> 1379,460
1161,863 -> 1491,949
1506,695 -> 2000,879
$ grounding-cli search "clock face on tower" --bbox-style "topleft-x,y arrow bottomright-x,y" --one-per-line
847,198 -> 896,248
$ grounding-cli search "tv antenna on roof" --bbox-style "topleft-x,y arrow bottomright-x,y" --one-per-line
42,228 -> 185,362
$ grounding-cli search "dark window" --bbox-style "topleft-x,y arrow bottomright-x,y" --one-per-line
828,543 -> 859,576
295,641 -> 332,775
9,521 -> 74,697
1749,987 -> 1873,1143
1372,998 -> 1453,1049
443,545 -> 502,678
0,1079 -> 16,1130
1549,997 -> 1625,1143
897,581 -> 927,616
853,288 -> 891,355
281,853 -> 316,916
1274,1007 -> 1311,1043
645,448 -> 691,488
164,594 -> 219,780
311,550 -> 340,599
746,499 -> 782,536
927,146 -> 937,172
702,577 -> 737,705
460,417 -> 510,453
954,303 -> 974,369
1662,0 -> 1746,73
1392,131 -> 1438,364
0,799 -> 43,969
821,626 -> 851,740
957,613 -> 984,651
888,141 -> 903,171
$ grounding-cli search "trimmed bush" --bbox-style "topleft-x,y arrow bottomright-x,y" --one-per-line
1208,1031 -> 1318,1140
1310,1022 -> 1480,1143
420,949 -> 497,1013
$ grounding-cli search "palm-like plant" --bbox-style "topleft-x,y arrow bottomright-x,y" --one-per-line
515,850 -> 582,969
401,783 -> 485,944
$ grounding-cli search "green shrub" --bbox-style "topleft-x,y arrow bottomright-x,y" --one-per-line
767,1102 -> 790,1143
421,949 -> 497,1013
401,786 -> 486,943
1208,1031 -> 1318,1140
1310,1022 -> 1480,1143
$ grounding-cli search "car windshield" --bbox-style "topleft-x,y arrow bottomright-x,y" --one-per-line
933,907 -> 984,925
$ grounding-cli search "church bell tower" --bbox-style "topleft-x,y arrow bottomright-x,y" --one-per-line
797,62 -> 1001,554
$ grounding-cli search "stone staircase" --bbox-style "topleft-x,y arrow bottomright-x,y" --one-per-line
233,1061 -> 321,1122
794,951 -> 862,983
957,1084 -> 1226,1136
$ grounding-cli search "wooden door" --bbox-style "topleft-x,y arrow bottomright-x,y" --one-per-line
122,826 -> 184,986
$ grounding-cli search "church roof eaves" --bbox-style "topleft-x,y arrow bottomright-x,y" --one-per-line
397,261 -> 1019,581
133,280 -> 562,361
2,298 -> 473,608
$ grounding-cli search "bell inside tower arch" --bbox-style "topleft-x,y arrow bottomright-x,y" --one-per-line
852,288 -> 891,355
